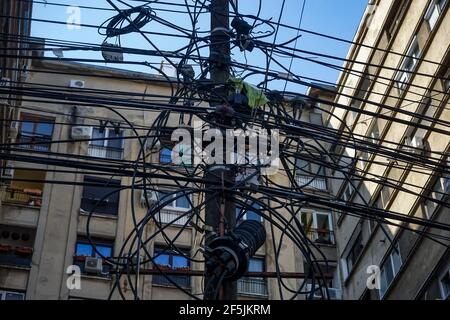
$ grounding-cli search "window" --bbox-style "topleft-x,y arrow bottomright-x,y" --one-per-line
0,290 -> 25,300
345,231 -> 364,274
440,269 -> 450,299
347,107 -> 358,127
379,246 -> 402,298
423,175 -> 449,218
159,191 -> 192,211
160,147 -> 172,164
340,183 -> 354,202
159,132 -> 192,166
80,176 -> 121,216
1,169 -> 45,207
301,211 -> 334,245
73,238 -> 114,275
238,257 -> 267,296
376,185 -> 393,209
88,128 -> 123,160
236,202 -> 263,222
425,0 -> 448,30
152,247 -> 190,288
395,37 -> 421,90
444,75 -> 450,92
368,121 -> 380,144
295,157 -> 327,191
309,112 -> 323,126
17,114 -> 54,151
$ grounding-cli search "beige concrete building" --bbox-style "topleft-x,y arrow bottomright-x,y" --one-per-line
328,0 -> 449,300
1,0 -> 33,151
0,40 -> 339,300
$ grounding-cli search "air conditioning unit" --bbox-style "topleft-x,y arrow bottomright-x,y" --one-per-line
8,121 -> 19,139
84,257 -> 103,274
69,79 -> 85,89
140,189 -> 158,207
1,163 -> 14,178
410,136 -> 424,149
71,126 -> 92,140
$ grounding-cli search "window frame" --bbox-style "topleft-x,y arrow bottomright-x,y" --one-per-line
395,36 -> 421,90
236,202 -> 263,222
73,238 -> 114,276
424,0 -> 448,30
0,289 -> 25,300
80,176 -> 121,216
152,247 -> 191,288
90,127 -> 124,149
301,210 -> 334,245
17,113 -> 55,151
379,246 -> 402,298
439,268 -> 450,300
159,191 -> 193,212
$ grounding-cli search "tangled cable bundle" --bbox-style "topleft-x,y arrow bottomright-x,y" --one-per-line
102,5 -> 155,37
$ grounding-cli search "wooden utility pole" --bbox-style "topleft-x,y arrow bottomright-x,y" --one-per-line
204,0 -> 236,300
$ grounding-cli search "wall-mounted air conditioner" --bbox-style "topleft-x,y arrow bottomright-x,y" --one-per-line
71,126 -> 92,140
140,189 -> 158,207
84,257 -> 103,274
69,79 -> 85,89
8,121 -> 19,139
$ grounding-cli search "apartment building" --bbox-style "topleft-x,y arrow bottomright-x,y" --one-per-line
0,41 -> 339,300
0,0 -> 33,155
329,0 -> 449,300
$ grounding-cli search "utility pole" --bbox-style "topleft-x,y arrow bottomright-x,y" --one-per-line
204,0 -> 237,300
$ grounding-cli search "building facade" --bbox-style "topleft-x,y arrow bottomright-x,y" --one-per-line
0,43 -> 339,300
329,0 -> 449,300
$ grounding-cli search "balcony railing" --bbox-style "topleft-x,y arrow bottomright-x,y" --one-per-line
1,187 -> 43,207
88,145 -> 123,160
17,133 -> 52,151
305,284 -> 342,300
238,278 -> 268,297
0,245 -> 33,267
153,209 -> 191,226
305,228 -> 335,245
296,175 -> 327,191
152,273 -> 191,289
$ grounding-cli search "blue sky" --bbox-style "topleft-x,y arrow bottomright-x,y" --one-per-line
31,0 -> 367,93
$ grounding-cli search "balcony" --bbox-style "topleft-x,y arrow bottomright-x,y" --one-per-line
1,187 -> 42,207
153,209 -> 191,226
238,278 -> 268,297
0,225 -> 35,268
305,284 -> 342,300
152,273 -> 191,289
306,228 -> 335,245
296,175 -> 327,191
88,145 -> 123,160
16,133 -> 52,152
0,245 -> 33,267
